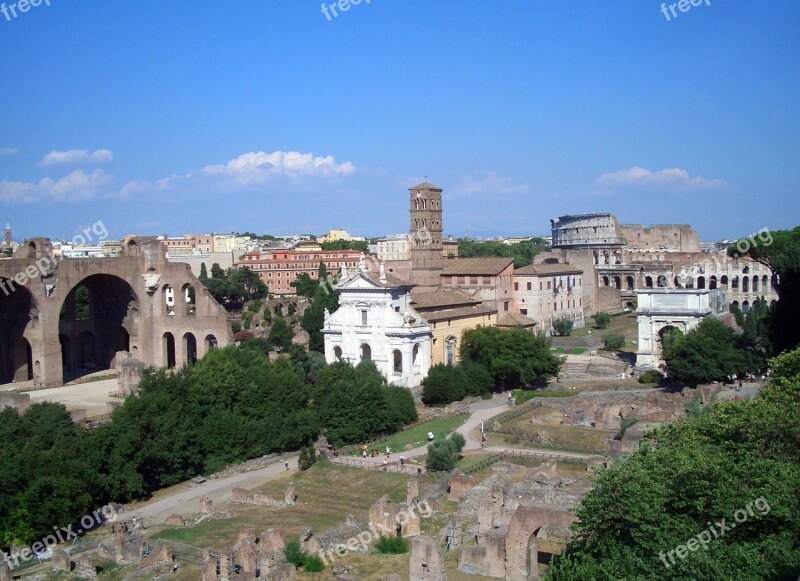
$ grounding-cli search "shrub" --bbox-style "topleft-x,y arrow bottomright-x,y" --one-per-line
231,321 -> 241,334
284,541 -> 305,566
614,418 -> 638,440
594,311 -> 611,329
302,555 -> 325,572
298,445 -> 317,471
248,300 -> 262,313
425,432 -> 466,471
603,333 -> 626,350
375,535 -> 409,554
553,317 -> 574,337
234,330 -> 254,343
638,370 -> 662,384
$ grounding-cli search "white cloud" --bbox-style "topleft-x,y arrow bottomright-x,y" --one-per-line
0,170 -> 114,203
449,170 -> 532,198
0,147 -> 19,156
201,151 -> 356,182
40,149 -> 114,166
596,166 -> 727,192
119,150 -> 355,197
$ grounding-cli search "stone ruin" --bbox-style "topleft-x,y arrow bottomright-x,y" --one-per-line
0,561 -> 10,581
231,483 -> 296,508
202,527 -> 294,581
367,479 -> 426,538
409,535 -> 447,581
452,461 -> 586,580
201,495 -> 215,514
115,350 -> 147,396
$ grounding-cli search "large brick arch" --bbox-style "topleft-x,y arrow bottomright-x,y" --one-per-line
505,505 -> 577,581
0,237 -> 231,387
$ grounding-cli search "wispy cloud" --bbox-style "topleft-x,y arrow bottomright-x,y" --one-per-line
0,170 -> 114,203
0,148 -> 19,156
0,149 -> 356,204
596,166 -> 727,192
449,170 -> 532,198
119,150 -> 356,197
40,149 -> 114,166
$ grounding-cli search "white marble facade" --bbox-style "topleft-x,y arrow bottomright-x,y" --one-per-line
323,266 -> 431,388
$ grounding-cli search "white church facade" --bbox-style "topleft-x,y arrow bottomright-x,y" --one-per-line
323,260 -> 432,387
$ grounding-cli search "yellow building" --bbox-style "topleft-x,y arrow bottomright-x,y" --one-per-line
317,229 -> 366,244
411,289 -> 496,366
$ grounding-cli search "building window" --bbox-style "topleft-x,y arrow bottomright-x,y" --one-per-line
470,276 -> 478,285
514,282 -> 519,291
483,276 -> 491,284
526,282 -> 532,291
360,310 -> 368,326
520,309 -> 528,315
504,301 -> 509,311
547,281 -> 551,290
540,282 -> 543,290
457,276 -> 465,284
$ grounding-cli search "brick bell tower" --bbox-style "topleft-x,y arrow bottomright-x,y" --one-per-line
409,181 -> 444,292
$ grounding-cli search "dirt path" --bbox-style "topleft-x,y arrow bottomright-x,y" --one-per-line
123,454 -> 300,525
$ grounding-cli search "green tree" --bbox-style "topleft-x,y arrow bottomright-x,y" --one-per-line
547,348 -> 800,581
593,311 -> 611,329
421,364 -> 466,405
425,432 -> 466,471
603,333 -> 626,350
663,318 -> 762,386
268,318 -> 295,352
729,226 -> 800,353
298,446 -> 317,470
290,273 -> 318,298
553,317 -> 574,337
460,326 -> 563,389
321,240 -> 369,253
199,262 -> 208,284
729,301 -> 745,327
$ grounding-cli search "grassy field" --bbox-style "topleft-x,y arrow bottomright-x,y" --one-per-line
490,414 -> 613,453
349,413 -> 470,456
571,313 -> 638,338
150,463 -> 440,548
550,347 -> 587,355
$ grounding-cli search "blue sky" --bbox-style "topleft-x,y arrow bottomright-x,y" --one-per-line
0,1 -> 798,242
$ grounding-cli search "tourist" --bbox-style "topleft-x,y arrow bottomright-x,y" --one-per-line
284,460 -> 289,471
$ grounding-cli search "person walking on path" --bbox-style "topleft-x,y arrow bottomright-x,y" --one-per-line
284,460 -> 289,471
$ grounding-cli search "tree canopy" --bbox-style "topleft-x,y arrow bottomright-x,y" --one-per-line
457,238 -> 549,268
0,345 -> 417,550
200,264 -> 268,309
663,317 -> 765,385
729,226 -> 800,353
547,348 -> 800,580
460,326 -> 563,389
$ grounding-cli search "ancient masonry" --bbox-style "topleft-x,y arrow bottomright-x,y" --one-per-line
0,236 -> 231,387
451,461 -> 587,580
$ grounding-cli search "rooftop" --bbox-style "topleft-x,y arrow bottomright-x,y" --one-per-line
441,257 -> 514,276
514,263 -> 583,276
411,289 -> 479,309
